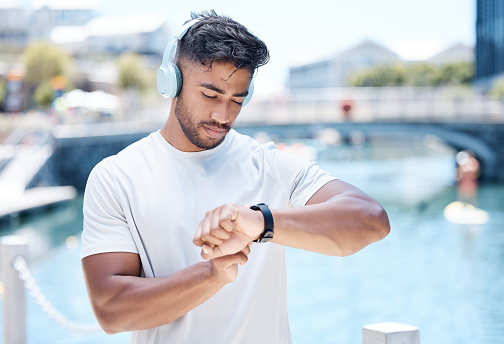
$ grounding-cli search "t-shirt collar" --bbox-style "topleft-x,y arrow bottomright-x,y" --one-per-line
155,129 -> 234,158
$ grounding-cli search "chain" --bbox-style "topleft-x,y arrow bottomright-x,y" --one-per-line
11,256 -> 103,334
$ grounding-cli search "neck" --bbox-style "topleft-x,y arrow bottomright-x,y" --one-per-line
160,104 -> 194,152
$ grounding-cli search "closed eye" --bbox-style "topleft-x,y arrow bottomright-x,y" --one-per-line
202,93 -> 217,99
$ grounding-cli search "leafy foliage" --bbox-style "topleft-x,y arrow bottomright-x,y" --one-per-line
23,41 -> 72,107
33,81 -> 55,107
490,77 -> 504,101
23,41 -> 71,87
117,53 -> 147,91
0,78 -> 6,106
349,61 -> 474,87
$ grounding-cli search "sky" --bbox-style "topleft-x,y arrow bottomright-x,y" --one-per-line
29,0 -> 477,94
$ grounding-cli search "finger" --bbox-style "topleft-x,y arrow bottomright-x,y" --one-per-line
211,251 -> 248,270
202,244 -> 226,260
202,207 -> 234,243
201,244 -> 215,260
235,252 -> 248,266
219,204 -> 239,232
212,228 -> 232,240
241,245 -> 251,256
216,251 -> 248,266
200,213 -> 225,247
219,216 -> 234,233
193,218 -> 205,247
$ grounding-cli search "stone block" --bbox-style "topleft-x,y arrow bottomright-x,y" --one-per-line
363,322 -> 419,344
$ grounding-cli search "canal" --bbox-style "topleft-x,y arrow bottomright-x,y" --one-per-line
1,129 -> 503,343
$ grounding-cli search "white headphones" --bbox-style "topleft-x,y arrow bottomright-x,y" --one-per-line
157,19 -> 254,106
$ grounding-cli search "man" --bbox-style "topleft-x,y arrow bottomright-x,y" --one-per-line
81,10 -> 390,344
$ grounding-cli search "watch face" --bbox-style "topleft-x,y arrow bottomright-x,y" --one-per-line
258,230 -> 274,243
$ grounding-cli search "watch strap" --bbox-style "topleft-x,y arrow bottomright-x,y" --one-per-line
251,203 -> 274,243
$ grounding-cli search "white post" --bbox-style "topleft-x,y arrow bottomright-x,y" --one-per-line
1,235 -> 29,344
363,322 -> 419,344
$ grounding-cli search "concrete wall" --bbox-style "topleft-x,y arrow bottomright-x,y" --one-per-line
50,131 -> 151,191
40,122 -> 504,193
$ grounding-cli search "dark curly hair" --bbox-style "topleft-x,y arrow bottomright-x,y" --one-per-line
175,10 -> 270,76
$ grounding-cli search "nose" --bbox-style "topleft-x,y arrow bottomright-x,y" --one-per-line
210,101 -> 230,124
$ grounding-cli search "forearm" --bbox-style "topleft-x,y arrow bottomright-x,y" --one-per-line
270,192 -> 390,256
193,181 -> 390,259
89,261 -> 223,334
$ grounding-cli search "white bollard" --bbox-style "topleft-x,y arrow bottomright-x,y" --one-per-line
1,235 -> 29,344
363,322 -> 419,344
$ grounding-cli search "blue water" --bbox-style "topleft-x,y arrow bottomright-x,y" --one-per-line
1,138 -> 504,343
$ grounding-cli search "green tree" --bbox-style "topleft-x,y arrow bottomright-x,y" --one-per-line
349,61 -> 475,87
490,77 -> 504,101
349,63 -> 405,87
117,53 -> 147,91
405,63 -> 440,87
24,41 -> 71,87
437,61 -> 474,85
33,81 -> 55,107
23,41 -> 72,107
0,78 -> 6,108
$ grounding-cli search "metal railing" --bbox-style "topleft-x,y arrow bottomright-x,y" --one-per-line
1,235 -> 420,344
238,86 -> 504,125
1,236 -> 102,344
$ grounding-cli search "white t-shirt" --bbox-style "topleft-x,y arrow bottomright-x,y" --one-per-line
82,129 -> 335,344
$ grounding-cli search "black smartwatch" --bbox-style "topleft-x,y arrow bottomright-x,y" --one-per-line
250,203 -> 274,243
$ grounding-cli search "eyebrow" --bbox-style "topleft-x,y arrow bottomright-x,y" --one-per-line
198,82 -> 249,98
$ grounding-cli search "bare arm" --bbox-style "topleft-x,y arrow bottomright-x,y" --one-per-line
271,179 -> 390,256
81,249 -> 248,334
194,180 -> 390,258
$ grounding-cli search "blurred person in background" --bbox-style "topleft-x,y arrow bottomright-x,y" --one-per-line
456,150 -> 480,205
81,10 -> 390,344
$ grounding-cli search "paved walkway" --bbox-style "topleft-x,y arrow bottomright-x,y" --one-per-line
0,129 -> 77,221
0,186 -> 77,219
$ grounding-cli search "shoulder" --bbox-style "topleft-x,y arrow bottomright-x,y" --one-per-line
99,132 -> 159,172
228,129 -> 277,155
115,132 -> 159,164
86,132 -> 159,188
228,130 -> 313,167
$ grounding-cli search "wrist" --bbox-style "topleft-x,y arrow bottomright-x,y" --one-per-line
205,261 -> 228,287
250,203 -> 274,243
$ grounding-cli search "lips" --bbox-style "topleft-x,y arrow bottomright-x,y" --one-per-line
203,125 -> 227,139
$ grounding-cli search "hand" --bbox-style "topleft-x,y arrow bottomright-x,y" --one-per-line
210,245 -> 250,285
193,203 -> 264,260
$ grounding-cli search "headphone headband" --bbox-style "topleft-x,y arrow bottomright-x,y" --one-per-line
162,19 -> 201,64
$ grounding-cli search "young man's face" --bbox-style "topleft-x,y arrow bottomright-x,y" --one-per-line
172,60 -> 252,151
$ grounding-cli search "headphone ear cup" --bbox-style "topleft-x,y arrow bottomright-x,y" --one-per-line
172,64 -> 183,97
242,78 -> 254,107
157,67 -> 167,96
158,63 -> 183,99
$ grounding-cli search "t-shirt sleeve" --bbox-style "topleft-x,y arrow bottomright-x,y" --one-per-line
81,158 -> 138,259
266,143 -> 337,207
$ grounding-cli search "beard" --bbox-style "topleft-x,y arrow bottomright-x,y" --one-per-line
174,94 -> 230,150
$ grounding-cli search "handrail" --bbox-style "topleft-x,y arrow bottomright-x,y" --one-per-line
1,235 -> 420,343
1,236 -> 102,344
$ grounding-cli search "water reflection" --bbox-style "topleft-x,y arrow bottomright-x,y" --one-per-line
1,197 -> 84,261
0,138 -> 503,344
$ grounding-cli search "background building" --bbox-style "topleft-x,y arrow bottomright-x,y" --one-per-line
428,42 -> 474,64
50,15 -> 169,57
0,3 -> 29,51
476,0 -> 504,84
0,1 -> 169,57
288,40 -> 401,90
